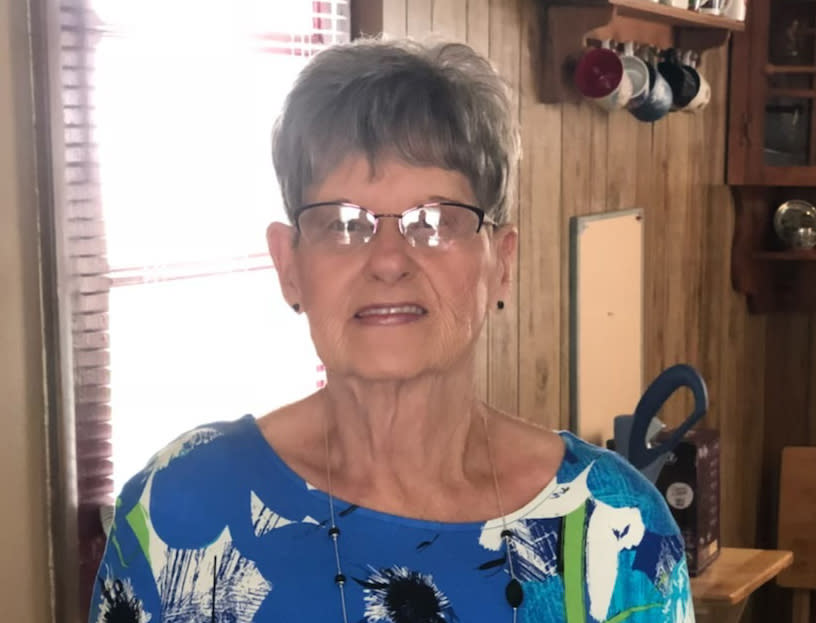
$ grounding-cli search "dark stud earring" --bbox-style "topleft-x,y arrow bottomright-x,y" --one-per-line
497,300 -> 505,310
291,303 -> 301,312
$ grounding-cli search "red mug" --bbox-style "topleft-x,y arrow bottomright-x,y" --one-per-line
574,47 -> 633,110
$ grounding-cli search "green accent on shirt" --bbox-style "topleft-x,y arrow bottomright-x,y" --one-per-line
126,502 -> 151,565
605,602 -> 663,623
563,502 -> 588,623
110,533 -> 128,569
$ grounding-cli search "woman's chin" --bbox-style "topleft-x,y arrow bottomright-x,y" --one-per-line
335,358 -> 433,383
322,346 -> 474,384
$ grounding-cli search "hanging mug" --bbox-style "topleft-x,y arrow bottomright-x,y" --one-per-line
697,0 -> 724,14
574,40 -> 633,111
679,51 -> 711,114
700,0 -> 746,19
658,48 -> 698,111
722,0 -> 747,21
629,47 -> 673,123
621,42 -> 651,111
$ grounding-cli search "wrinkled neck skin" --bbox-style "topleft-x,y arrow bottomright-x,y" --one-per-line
315,350 -> 492,501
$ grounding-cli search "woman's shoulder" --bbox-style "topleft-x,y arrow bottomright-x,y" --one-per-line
557,430 -> 679,535
114,414 -> 314,550
117,414 -> 265,506
150,414 -> 257,466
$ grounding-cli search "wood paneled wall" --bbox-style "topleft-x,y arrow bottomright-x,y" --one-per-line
363,1 -> 786,617
369,0 -> 766,541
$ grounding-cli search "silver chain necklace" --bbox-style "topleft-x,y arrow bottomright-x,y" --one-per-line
322,412 -> 524,623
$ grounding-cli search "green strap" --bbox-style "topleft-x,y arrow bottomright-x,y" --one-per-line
563,502 -> 588,623
125,502 -> 152,566
109,533 -> 128,568
605,602 -> 662,623
562,500 -> 662,623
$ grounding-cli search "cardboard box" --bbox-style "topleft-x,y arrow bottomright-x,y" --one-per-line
655,428 -> 720,576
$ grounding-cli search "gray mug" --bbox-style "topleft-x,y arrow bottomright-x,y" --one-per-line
622,42 -> 651,111
629,62 -> 673,123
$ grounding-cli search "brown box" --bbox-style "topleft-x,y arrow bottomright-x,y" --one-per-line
654,428 -> 720,577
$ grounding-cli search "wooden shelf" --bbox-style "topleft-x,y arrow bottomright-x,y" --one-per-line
535,1 -> 744,103
767,88 -> 816,99
731,187 -> 816,312
765,64 -> 816,75
608,0 -> 746,30
753,250 -> 816,260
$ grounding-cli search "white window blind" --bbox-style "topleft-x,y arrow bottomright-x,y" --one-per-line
56,0 -> 349,612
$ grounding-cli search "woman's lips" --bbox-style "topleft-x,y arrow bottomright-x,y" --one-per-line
354,304 -> 427,325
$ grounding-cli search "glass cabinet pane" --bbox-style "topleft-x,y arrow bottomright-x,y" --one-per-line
765,2 -> 815,168
768,1 -> 815,67
764,96 -> 813,166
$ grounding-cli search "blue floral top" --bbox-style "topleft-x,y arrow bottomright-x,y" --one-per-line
88,414 -> 694,622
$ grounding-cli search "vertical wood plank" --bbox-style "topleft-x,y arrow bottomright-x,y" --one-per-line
466,0 -> 489,57
634,123 -> 655,214
559,101 -> 593,426
810,323 -> 816,443
633,118 -> 656,409
588,106 -> 608,214
698,48 -> 727,441
382,0 -> 407,36
606,112 -> 639,213
760,314 -> 811,543
517,0 -> 562,430
486,0 -> 521,414
430,0 -> 467,41
466,0 -> 490,403
662,113 -> 693,422
683,108 -> 704,372
406,0 -> 432,37
643,119 -> 670,387
791,590 -> 811,623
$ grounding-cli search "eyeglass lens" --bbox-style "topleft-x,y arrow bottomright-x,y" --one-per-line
297,203 -> 482,248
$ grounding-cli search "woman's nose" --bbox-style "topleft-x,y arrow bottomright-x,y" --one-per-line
363,217 -> 414,283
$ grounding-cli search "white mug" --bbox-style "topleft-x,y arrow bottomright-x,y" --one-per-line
680,51 -> 712,114
722,0 -> 747,21
621,42 -> 650,111
698,0 -> 723,14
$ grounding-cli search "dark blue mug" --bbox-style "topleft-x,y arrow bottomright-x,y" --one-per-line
629,62 -> 672,123
658,48 -> 698,111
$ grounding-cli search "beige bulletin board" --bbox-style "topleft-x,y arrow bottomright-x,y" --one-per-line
569,210 -> 643,447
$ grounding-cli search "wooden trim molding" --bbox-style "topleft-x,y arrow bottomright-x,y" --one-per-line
28,0 -> 82,620
350,0 -> 384,38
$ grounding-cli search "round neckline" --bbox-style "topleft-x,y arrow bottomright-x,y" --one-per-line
240,413 -> 574,532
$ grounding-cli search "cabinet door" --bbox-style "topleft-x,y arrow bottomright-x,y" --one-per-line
757,0 -> 816,184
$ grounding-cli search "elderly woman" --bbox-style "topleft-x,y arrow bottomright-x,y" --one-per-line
89,38 -> 693,623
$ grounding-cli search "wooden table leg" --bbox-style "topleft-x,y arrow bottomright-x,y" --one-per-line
792,589 -> 811,623
694,599 -> 749,623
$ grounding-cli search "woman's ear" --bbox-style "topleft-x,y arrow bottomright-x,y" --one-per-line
492,224 -> 518,298
266,222 -> 301,309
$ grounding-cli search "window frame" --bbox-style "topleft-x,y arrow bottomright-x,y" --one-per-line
30,1 -> 369,621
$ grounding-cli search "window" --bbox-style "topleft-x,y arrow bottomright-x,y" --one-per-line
51,0 -> 349,614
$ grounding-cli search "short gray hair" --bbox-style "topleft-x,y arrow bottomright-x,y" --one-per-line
271,37 -> 520,225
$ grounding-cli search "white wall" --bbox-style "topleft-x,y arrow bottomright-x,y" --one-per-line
0,0 -> 52,619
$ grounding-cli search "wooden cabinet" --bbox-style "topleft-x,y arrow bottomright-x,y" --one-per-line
727,0 -> 816,185
732,186 -> 816,312
535,0 -> 744,103
727,0 -> 816,312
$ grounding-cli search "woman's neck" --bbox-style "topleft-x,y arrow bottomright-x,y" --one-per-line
317,365 -> 490,501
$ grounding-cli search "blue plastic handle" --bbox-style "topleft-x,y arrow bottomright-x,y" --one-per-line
627,363 -> 708,470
